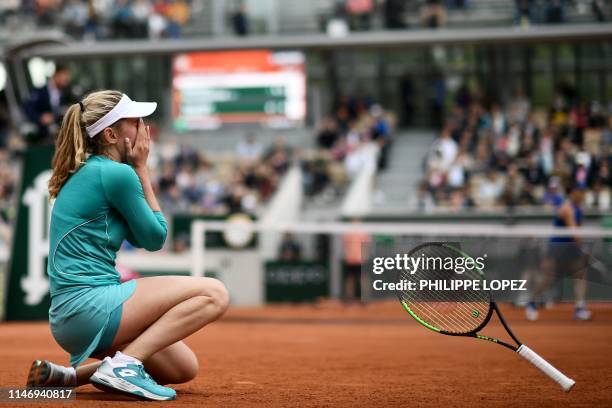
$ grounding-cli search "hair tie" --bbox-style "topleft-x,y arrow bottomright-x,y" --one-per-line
78,101 -> 84,112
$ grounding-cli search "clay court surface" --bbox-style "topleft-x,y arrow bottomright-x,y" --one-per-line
0,301 -> 611,407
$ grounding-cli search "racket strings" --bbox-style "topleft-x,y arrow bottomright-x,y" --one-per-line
404,251 -> 489,332
401,287 -> 487,333
400,289 -> 485,333
401,287 -> 488,334
397,244 -> 490,334
406,299 -> 475,332
399,269 -> 482,331
399,263 -> 486,306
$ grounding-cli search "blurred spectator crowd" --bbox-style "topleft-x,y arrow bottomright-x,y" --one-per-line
149,134 -> 291,216
0,143 -> 23,253
1,1 -> 609,42
0,90 -> 23,249
328,0 -> 609,33
418,85 -> 612,211
307,96 -> 394,203
4,0 -> 192,40
326,0 -> 465,32
515,0 -> 609,26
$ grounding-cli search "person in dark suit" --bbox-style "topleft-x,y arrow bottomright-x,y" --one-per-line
23,64 -> 72,144
232,3 -> 249,36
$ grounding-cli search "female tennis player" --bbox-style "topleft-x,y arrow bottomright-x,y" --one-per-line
25,90 -> 229,401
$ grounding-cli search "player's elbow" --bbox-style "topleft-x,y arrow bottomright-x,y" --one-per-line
143,226 -> 167,251
143,241 -> 164,252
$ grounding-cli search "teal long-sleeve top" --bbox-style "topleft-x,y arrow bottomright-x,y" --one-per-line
48,155 -> 167,297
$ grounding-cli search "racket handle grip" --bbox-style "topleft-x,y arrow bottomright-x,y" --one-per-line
517,345 -> 575,392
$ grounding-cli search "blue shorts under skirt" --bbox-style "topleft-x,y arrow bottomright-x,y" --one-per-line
49,280 -> 137,367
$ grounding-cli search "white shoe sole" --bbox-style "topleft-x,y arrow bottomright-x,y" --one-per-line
90,372 -> 175,401
574,313 -> 592,321
525,309 -> 539,321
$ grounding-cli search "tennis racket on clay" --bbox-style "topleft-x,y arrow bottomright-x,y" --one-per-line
396,242 -> 575,392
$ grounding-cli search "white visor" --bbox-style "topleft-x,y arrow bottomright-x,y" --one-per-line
85,94 -> 157,138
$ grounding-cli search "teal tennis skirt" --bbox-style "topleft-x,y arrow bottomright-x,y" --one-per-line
49,280 -> 137,367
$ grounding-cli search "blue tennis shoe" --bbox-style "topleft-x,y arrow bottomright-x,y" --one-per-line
90,357 -> 176,401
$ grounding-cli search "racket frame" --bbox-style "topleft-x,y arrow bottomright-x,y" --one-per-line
400,299 -> 519,350
398,242 -> 522,349
397,242 -> 576,391
442,302 -> 521,351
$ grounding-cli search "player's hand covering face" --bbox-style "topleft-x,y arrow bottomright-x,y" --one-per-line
123,118 -> 151,168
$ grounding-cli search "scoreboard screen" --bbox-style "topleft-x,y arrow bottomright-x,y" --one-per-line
172,50 -> 306,130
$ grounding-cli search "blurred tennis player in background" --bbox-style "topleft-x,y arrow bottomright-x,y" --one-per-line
343,218 -> 371,303
526,183 -> 592,321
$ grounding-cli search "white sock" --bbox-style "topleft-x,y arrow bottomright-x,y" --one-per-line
112,351 -> 142,365
48,362 -> 76,387
575,300 -> 586,309
65,367 -> 77,387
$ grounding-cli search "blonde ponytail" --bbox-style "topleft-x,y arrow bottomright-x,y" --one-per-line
48,90 -> 123,199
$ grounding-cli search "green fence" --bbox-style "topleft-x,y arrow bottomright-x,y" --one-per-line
265,261 -> 329,302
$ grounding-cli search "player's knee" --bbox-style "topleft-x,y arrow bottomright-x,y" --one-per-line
197,278 -> 229,316
208,280 -> 230,318
162,358 -> 198,385
175,356 -> 199,384
190,285 -> 228,323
